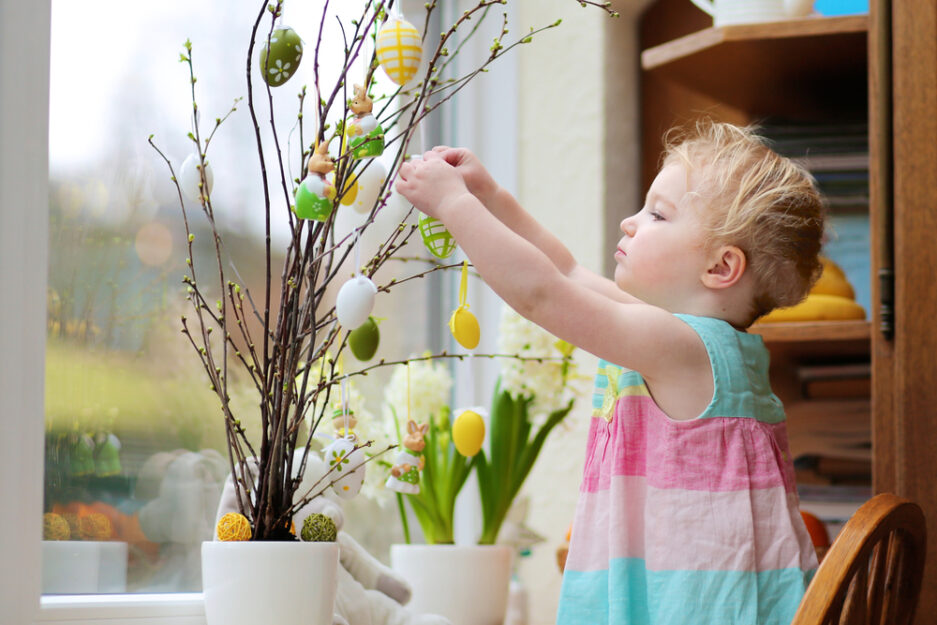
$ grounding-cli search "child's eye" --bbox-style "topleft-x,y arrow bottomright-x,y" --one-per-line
650,211 -> 665,221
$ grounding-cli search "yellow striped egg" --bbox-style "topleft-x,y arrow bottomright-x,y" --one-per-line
376,18 -> 422,85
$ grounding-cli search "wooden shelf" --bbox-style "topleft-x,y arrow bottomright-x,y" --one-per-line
751,320 -> 871,360
641,15 -> 868,120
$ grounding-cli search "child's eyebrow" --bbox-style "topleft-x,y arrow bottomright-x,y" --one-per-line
646,191 -> 677,210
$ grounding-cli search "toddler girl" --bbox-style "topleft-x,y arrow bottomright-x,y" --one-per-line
397,120 -> 823,625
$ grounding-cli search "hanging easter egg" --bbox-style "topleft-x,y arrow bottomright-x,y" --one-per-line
337,172 -> 359,206
449,260 -> 480,349
179,153 -> 214,202
452,408 -> 486,457
294,174 -> 335,221
322,437 -> 366,499
259,27 -> 303,86
336,274 -> 377,329
418,213 -> 457,259
348,316 -> 380,361
347,115 -> 385,160
351,159 -> 388,214
376,17 -> 422,85
449,307 -> 480,349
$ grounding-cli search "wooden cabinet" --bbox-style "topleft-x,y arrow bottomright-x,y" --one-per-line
638,0 -> 937,620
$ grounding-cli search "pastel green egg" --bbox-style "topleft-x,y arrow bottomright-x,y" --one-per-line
348,316 -> 380,361
260,27 -> 303,86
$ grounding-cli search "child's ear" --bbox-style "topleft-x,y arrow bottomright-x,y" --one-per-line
701,245 -> 747,290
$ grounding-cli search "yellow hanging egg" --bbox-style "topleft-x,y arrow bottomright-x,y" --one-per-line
449,307 -> 480,349
452,409 -> 485,457
338,173 -> 359,206
217,512 -> 252,541
376,18 -> 422,85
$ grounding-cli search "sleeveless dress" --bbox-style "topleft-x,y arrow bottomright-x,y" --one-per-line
557,314 -> 817,625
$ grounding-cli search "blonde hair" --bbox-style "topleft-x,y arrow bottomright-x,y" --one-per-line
663,120 -> 824,324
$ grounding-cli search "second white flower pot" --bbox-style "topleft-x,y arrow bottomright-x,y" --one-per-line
390,544 -> 513,625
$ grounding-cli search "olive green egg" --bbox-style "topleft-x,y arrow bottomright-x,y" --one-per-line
259,27 -> 303,87
348,316 -> 379,361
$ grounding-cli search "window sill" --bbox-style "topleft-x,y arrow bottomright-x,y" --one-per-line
37,594 -> 205,623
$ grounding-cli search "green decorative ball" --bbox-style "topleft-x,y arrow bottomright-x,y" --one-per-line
301,513 -> 337,542
259,27 -> 303,86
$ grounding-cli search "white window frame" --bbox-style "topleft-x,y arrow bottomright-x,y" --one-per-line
1,0 -> 515,621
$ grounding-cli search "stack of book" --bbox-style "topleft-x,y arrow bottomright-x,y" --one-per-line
760,120 -> 869,213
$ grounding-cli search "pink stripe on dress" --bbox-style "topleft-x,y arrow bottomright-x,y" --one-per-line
581,398 -> 797,494
566,480 -> 815,573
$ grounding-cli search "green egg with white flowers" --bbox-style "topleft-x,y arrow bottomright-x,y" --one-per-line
259,27 -> 303,86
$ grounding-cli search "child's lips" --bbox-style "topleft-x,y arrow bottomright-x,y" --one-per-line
615,247 -> 626,257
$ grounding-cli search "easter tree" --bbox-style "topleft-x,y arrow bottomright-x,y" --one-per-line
148,0 -> 618,542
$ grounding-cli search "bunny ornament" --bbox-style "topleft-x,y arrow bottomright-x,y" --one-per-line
385,420 -> 428,495
295,141 -> 337,221
346,84 -> 385,160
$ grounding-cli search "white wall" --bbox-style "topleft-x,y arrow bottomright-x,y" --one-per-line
513,1 -> 648,623
514,2 -> 605,624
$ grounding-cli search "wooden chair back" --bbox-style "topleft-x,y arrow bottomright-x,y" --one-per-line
791,493 -> 926,625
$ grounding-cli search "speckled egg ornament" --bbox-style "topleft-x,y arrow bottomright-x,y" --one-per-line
179,154 -> 214,202
449,261 -> 480,349
336,274 -> 377,329
351,159 -> 387,214
322,436 -> 366,499
418,213 -> 457,259
259,26 -> 303,86
216,512 -> 252,541
376,17 -> 422,85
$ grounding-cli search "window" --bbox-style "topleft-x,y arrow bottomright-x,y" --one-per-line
2,0 -> 516,622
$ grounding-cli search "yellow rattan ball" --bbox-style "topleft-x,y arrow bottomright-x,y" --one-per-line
79,513 -> 113,540
43,512 -> 71,541
217,512 -> 252,541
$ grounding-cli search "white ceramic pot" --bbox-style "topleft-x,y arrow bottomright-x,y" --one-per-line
202,541 -> 339,625
390,544 -> 513,625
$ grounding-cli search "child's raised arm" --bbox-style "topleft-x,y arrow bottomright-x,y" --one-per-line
426,148 -> 636,304
396,157 -> 711,417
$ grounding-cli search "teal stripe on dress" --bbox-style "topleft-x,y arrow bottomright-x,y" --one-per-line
674,314 -> 787,424
558,559 -> 813,625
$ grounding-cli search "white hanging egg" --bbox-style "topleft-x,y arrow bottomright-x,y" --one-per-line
351,159 -> 387,214
376,18 -> 422,85
179,154 -> 214,202
322,437 -> 366,499
336,274 -> 377,329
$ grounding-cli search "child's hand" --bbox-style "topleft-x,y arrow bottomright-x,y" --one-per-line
396,156 -> 470,219
426,147 -> 498,205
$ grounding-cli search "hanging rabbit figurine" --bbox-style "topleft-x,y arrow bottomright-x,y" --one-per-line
346,83 -> 384,159
295,140 -> 337,221
385,419 -> 428,495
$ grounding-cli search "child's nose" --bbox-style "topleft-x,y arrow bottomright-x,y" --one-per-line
620,216 -> 636,236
